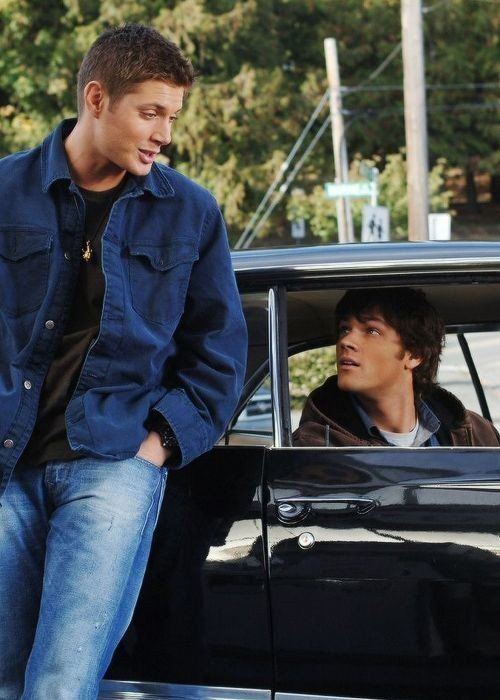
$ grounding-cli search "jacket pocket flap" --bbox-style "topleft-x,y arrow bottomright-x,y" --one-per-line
128,239 -> 199,271
0,227 -> 52,261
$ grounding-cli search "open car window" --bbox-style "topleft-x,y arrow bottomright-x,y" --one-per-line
463,331 -> 500,430
289,330 -> 500,438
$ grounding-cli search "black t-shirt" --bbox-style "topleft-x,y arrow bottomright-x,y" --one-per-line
21,180 -> 124,466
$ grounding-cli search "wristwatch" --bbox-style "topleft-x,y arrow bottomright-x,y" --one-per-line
145,413 -> 179,450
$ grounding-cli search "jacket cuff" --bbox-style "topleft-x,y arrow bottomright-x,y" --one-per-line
152,388 -> 210,468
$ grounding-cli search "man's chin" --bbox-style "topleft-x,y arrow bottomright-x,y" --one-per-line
337,374 -> 355,392
126,161 -> 153,177
136,166 -> 153,177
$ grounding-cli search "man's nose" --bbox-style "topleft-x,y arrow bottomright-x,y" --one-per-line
152,122 -> 171,146
339,334 -> 358,350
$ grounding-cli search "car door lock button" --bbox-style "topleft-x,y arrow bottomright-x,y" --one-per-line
298,532 -> 315,549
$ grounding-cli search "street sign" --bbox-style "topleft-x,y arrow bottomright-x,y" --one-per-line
325,181 -> 376,199
362,205 -> 390,242
325,181 -> 375,198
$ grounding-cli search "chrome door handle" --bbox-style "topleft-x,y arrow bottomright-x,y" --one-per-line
276,496 -> 377,523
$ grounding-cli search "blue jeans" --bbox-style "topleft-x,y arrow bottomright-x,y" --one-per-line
0,456 -> 168,700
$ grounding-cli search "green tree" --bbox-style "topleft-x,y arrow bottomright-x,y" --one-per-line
0,0 -> 497,242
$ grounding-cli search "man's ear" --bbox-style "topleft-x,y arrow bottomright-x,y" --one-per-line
405,353 -> 422,370
83,81 -> 106,117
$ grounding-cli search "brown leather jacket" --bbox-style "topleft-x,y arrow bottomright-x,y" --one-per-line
293,375 -> 500,447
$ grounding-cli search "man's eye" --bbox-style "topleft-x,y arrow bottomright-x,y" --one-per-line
169,115 -> 178,124
339,327 -> 349,335
142,112 -> 156,119
367,327 -> 380,335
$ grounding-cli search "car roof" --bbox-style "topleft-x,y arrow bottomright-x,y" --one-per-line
232,241 -> 500,291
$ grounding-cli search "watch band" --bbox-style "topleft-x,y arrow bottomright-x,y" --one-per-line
145,414 -> 179,450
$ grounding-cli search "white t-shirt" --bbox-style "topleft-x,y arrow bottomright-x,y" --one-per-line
378,418 -> 420,447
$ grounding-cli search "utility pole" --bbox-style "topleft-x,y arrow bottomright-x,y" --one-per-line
324,38 -> 354,243
401,0 -> 429,240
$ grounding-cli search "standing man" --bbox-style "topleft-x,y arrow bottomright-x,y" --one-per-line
293,288 -> 500,447
0,24 -> 247,699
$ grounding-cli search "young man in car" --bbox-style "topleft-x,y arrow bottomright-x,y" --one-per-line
293,287 -> 500,447
0,24 -> 246,699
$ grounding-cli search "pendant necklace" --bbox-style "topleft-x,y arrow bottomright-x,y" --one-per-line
81,196 -> 115,264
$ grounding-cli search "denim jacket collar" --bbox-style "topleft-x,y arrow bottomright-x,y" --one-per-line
40,118 -> 175,199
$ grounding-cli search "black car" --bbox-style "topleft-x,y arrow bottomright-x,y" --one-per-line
102,241 -> 500,700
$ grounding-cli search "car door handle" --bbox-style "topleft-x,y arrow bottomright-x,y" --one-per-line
276,496 -> 378,523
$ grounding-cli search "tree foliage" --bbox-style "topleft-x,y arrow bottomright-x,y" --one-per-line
0,0 -> 497,243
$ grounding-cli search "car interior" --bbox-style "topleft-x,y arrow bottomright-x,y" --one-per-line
224,282 -> 500,445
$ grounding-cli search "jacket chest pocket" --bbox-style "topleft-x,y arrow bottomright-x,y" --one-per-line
128,239 -> 199,324
0,227 -> 52,316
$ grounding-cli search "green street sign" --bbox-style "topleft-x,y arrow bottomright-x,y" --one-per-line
324,181 -> 375,198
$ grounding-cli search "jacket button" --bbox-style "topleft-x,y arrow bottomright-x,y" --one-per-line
64,251 -> 71,261
24,380 -> 32,390
3,439 -> 14,449
45,320 -> 55,330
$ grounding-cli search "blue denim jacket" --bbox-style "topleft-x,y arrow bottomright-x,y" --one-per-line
0,120 -> 247,494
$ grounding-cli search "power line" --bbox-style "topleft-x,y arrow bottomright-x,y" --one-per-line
241,98 -> 499,248
359,42 -> 402,86
240,115 -> 332,249
235,38 -> 405,249
233,90 -> 329,249
423,0 -> 453,13
344,82 -> 500,94
348,100 -> 500,120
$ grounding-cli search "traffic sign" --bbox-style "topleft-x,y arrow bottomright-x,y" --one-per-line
362,205 -> 390,242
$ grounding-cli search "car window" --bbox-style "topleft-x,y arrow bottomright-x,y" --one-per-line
289,346 -> 337,432
233,378 -> 272,433
224,378 -> 273,445
465,331 -> 500,430
438,334 -> 482,415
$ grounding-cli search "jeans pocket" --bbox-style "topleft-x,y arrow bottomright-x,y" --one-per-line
154,469 -> 168,529
133,454 -> 165,470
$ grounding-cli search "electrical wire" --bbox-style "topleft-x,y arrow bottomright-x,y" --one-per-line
348,100 -> 500,119
234,89 -> 329,249
236,39 -> 405,249
344,82 -> 500,94
236,2 -> 498,248
241,115 -> 332,248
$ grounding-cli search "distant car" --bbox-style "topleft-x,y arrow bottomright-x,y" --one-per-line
103,241 -> 500,700
232,383 -> 272,433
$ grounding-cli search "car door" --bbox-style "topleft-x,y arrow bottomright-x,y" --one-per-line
104,290 -> 274,700
264,286 -> 500,700
266,446 -> 500,700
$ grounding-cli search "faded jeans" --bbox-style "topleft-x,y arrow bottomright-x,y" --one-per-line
0,455 -> 168,700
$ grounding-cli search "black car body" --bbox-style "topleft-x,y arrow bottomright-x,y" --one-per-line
103,241 -> 500,700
